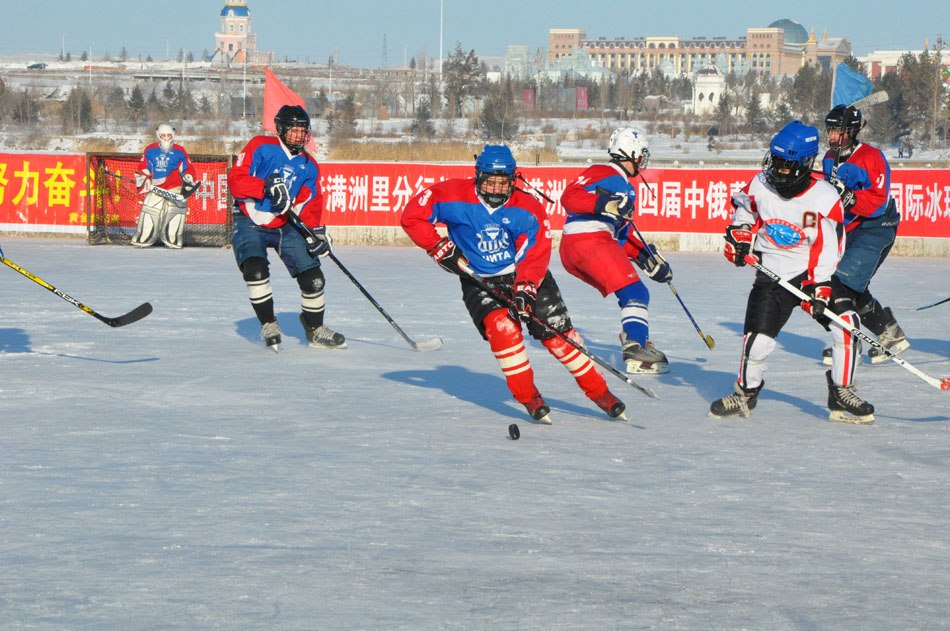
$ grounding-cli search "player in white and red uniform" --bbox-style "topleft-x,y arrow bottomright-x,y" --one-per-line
401,145 -> 626,424
710,120 -> 875,424
821,104 -> 907,364
559,127 -> 673,374
131,123 -> 197,248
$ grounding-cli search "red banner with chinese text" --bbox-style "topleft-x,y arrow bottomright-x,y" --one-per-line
2,153 -> 949,239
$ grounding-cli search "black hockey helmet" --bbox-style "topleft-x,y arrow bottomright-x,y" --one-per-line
274,104 -> 311,154
825,105 -> 863,149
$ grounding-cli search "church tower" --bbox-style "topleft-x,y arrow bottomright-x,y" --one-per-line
213,1 -> 273,65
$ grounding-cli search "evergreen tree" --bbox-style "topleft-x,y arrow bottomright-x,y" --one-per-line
443,42 -> 482,118
62,87 -> 94,132
477,78 -> 521,141
410,96 -> 436,138
128,85 -> 146,121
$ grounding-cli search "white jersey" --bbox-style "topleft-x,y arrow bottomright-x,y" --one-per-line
731,173 -> 844,283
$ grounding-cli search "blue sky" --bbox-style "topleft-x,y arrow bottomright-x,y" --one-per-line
0,1 -> 943,66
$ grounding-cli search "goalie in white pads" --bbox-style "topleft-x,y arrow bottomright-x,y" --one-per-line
710,121 -> 875,424
131,123 -> 199,249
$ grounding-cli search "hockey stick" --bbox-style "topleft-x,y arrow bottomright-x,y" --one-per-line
916,297 -> 950,311
596,185 -> 715,350
744,254 -> 949,391
0,255 -> 152,327
284,211 -> 442,352
101,169 -> 188,205
850,90 -> 889,110
460,264 -> 658,399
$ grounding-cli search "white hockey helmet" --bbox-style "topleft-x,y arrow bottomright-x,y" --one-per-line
608,127 -> 650,173
156,123 -> 175,150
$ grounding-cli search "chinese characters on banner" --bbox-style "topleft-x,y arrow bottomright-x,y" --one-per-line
1,153 -> 949,238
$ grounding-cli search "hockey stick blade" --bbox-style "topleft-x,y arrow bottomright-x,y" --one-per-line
916,297 -> 950,311
95,302 -> 154,327
850,91 -> 889,109
411,336 -> 444,352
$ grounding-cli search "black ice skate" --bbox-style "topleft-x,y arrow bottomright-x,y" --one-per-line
261,320 -> 282,353
591,390 -> 627,421
523,394 -> 552,424
868,314 -> 909,364
620,334 -> 669,374
299,314 -> 347,349
826,370 -> 875,424
709,381 -> 763,418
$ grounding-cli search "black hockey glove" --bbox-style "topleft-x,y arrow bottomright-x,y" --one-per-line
180,173 -> 199,199
802,281 -> 832,330
427,237 -> 468,275
307,226 -> 332,257
724,224 -> 755,267
828,176 -> 857,212
634,244 -> 672,283
594,191 -> 635,221
264,174 -> 291,214
509,280 -> 538,323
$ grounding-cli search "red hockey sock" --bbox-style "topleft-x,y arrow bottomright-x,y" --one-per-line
542,329 -> 608,399
484,309 -> 539,404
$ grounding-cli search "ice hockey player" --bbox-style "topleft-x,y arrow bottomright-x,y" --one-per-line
401,144 -> 627,424
820,104 -> 908,364
559,127 -> 672,374
710,120 -> 875,424
227,104 -> 344,352
131,123 -> 199,248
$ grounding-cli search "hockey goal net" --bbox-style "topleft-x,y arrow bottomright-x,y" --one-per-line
86,153 -> 233,247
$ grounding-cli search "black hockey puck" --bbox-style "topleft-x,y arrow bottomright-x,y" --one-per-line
508,424 -> 520,440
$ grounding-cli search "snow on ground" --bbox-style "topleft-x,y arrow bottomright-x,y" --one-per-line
1,237 -> 949,629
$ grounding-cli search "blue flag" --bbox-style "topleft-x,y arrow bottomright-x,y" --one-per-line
832,64 -> 873,107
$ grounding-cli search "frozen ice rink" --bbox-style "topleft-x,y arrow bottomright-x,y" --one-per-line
1,238 -> 949,629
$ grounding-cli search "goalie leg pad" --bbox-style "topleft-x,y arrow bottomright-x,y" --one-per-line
131,197 -> 164,247
160,206 -> 187,249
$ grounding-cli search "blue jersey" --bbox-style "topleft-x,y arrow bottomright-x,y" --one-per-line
402,178 -> 552,286
228,136 -> 323,229
136,142 -> 195,190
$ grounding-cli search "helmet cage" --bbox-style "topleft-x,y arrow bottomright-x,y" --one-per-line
825,105 -> 863,149
156,123 -> 174,151
474,145 -> 517,208
274,105 -> 311,154
608,128 -> 650,173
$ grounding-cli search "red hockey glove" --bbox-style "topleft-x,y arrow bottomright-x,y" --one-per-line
427,237 -> 468,275
801,281 -> 833,329
724,224 -> 755,267
510,280 -> 538,322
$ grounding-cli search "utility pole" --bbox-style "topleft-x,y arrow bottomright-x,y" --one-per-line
931,34 -> 944,151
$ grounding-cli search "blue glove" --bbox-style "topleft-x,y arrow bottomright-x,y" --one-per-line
634,244 -> 672,283
595,191 -> 635,221
264,174 -> 291,214
307,226 -> 332,257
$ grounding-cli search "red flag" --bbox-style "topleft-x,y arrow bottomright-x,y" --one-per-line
263,67 -> 318,154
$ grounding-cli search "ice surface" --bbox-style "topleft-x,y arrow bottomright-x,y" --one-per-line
1,238 -> 948,629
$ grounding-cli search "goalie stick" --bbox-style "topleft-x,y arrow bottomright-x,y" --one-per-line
460,264 -> 658,400
101,169 -> 190,204
1,255 -> 152,327
744,254 -> 949,391
284,211 -> 443,352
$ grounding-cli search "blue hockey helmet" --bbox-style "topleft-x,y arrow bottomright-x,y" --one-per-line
763,120 -> 819,198
475,145 -> 517,207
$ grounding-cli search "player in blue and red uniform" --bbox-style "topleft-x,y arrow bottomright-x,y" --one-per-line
711,120 -> 874,424
820,104 -> 908,364
228,104 -> 344,352
401,145 -> 626,424
131,123 -> 198,248
559,127 -> 672,374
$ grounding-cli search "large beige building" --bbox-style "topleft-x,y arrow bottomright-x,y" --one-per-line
549,19 -> 851,77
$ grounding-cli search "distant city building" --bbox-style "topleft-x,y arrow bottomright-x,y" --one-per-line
211,1 -> 274,65
548,19 -> 851,78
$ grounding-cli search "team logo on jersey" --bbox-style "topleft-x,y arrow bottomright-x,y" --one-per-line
154,152 -> 171,173
762,218 -> 806,249
476,223 -> 512,263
